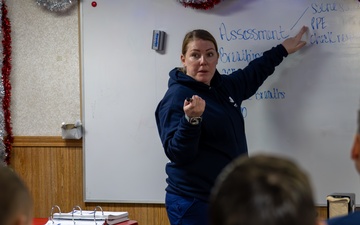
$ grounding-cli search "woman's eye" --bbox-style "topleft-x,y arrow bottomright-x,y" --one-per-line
191,54 -> 200,58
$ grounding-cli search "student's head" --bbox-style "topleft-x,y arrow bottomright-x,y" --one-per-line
180,29 -> 219,85
0,166 -> 33,225
351,110 -> 360,173
209,154 -> 320,225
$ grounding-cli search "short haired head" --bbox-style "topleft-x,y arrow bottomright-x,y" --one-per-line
0,166 -> 33,225
209,154 -> 317,225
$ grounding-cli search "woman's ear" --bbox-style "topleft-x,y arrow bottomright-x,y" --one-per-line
351,134 -> 360,159
351,134 -> 360,173
181,54 -> 186,66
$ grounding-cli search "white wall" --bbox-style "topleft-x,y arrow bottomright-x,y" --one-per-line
9,0 -> 80,136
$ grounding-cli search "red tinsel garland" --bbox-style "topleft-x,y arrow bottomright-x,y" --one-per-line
179,0 -> 221,10
2,0 -> 12,165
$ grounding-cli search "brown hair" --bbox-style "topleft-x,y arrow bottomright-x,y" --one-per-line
181,29 -> 219,55
0,166 -> 33,225
210,154 -> 317,225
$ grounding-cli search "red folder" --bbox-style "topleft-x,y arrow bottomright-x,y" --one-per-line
106,220 -> 138,225
32,218 -> 48,225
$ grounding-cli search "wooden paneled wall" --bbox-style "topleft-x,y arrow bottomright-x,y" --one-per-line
10,136 -> 328,225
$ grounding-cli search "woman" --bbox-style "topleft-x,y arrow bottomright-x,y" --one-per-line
155,27 -> 308,225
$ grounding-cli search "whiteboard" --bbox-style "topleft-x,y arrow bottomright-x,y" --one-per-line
80,0 -> 360,205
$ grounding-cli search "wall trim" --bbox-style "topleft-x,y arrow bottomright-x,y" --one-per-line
12,136 -> 82,147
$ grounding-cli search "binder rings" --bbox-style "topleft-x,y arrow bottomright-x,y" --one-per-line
45,205 -> 129,225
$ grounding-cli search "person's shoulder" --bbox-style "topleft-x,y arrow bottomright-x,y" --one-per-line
327,212 -> 360,225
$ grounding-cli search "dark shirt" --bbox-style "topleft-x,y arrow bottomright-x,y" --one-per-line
327,212 -> 360,225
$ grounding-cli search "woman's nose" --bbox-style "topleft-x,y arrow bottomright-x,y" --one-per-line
200,55 -> 207,65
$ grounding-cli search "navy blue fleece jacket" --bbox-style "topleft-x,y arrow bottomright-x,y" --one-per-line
155,44 -> 288,202
327,212 -> 360,225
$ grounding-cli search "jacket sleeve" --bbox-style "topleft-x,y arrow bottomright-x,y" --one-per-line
227,44 -> 288,100
155,94 -> 202,164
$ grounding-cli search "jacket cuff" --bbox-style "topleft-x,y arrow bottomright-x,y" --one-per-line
278,44 -> 289,58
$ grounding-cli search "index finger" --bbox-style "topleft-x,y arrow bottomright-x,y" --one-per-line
295,26 -> 308,41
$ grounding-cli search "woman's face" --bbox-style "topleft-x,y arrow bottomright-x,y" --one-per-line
181,38 -> 219,85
